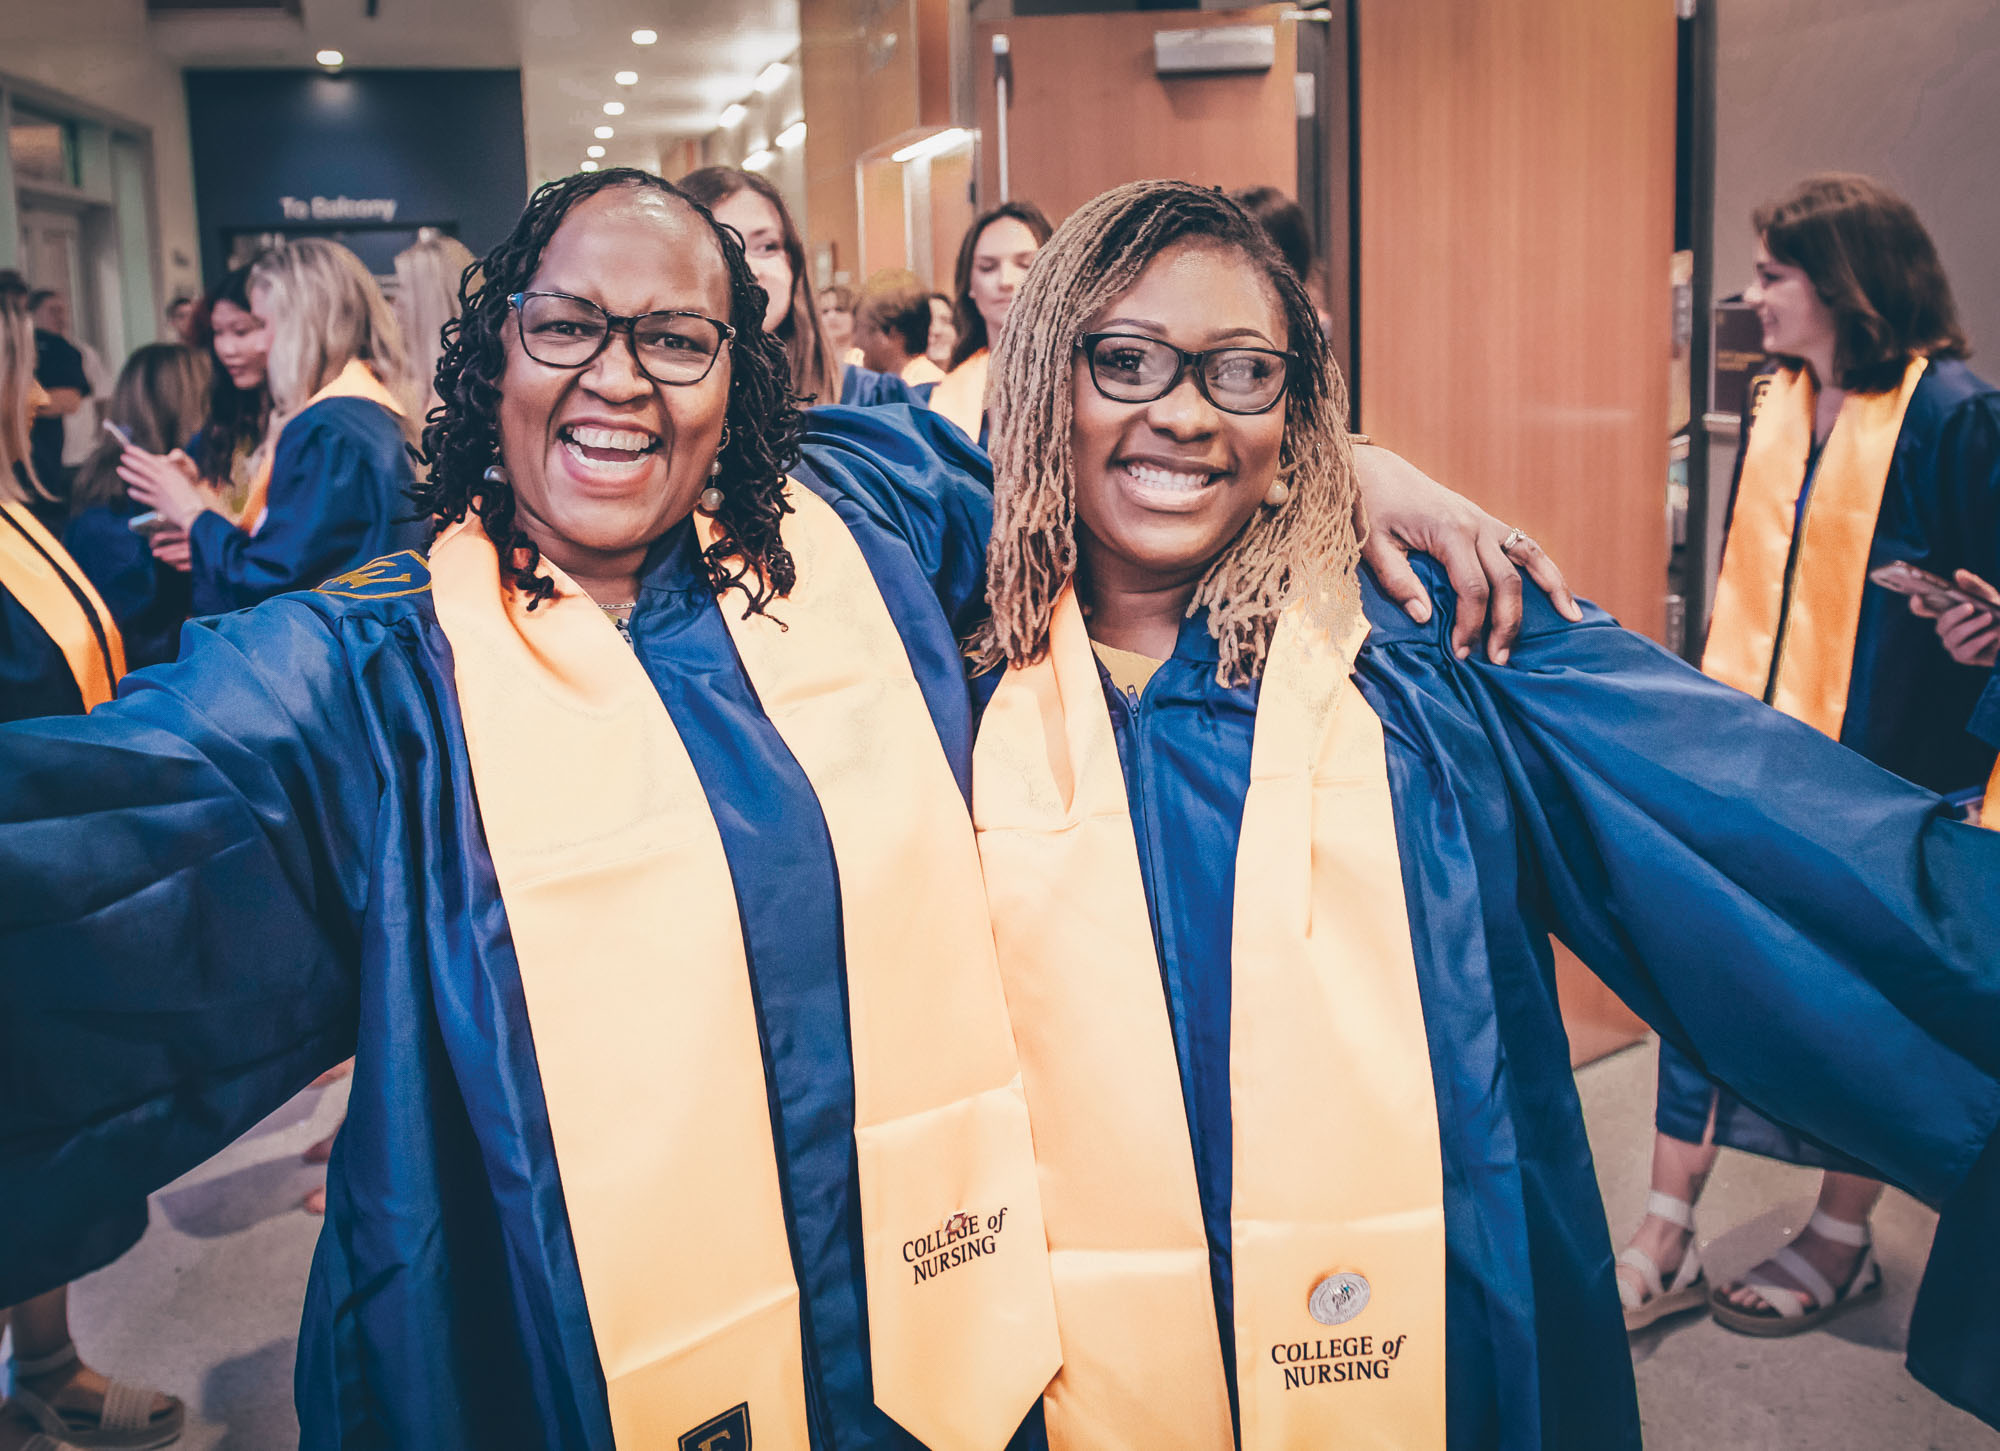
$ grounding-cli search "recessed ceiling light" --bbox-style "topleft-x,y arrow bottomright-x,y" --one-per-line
743,148 -> 775,172
594,125 -> 615,139
775,120 -> 806,150
717,102 -> 747,129
632,29 -> 657,45
316,49 -> 344,67
581,160 -> 600,172
587,144 -> 605,158
615,71 -> 638,86
754,62 -> 791,94
602,101 -> 625,116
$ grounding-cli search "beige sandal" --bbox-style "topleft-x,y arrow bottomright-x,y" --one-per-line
1618,1190 -> 1708,1331
7,1343 -> 183,1451
1709,1208 -> 1883,1337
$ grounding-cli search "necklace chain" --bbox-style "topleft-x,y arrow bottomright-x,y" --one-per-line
596,600 -> 637,612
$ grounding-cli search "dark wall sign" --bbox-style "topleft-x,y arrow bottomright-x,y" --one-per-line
184,68 -> 528,286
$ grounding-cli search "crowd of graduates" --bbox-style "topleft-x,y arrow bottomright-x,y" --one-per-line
0,165 -> 1994,1451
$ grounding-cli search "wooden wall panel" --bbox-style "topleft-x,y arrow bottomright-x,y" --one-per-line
1358,0 -> 1677,640
800,0 -> 868,283
928,145 -> 974,285
1358,0 -> 1676,1061
973,7 -> 1298,226
802,0 -> 959,284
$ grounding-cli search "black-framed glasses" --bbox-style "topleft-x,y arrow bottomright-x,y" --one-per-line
1077,332 -> 1295,415
509,291 -> 735,385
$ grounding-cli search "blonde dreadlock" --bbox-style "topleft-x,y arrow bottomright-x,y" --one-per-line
975,180 -> 1365,686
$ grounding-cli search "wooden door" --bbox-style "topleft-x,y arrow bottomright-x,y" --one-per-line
1355,0 -> 1679,1062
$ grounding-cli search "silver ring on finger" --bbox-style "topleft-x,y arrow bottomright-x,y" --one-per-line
1500,527 -> 1532,556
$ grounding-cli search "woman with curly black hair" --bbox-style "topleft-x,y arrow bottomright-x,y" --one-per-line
0,165 -> 1579,1450
0,165 -> 1070,1451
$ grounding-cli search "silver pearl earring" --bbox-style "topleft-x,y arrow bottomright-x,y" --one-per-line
1265,479 -> 1291,507
483,463 -> 509,486
700,425 -> 730,511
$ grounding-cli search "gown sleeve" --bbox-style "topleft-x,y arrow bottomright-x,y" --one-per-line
0,599 -> 372,1305
1976,664 -> 2000,749
797,402 -> 995,638
188,404 -> 407,613
1428,576 -> 2000,1426
63,505 -> 193,670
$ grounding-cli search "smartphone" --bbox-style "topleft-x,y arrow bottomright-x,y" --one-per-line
102,418 -> 135,448
128,510 -> 173,540
1868,560 -> 1999,620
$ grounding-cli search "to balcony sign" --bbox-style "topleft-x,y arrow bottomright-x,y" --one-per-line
279,195 -> 400,222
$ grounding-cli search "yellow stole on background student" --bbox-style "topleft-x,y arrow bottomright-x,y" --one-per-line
929,349 -> 989,440
240,359 -> 406,536
429,484 -> 1060,1450
1704,357 -> 1925,736
0,500 -> 125,709
974,588 -> 1446,1450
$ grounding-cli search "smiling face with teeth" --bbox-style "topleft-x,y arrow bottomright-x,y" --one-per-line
1069,241 -> 1289,602
497,186 -> 734,588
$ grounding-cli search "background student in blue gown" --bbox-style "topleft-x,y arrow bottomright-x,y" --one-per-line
680,166 -> 920,411
60,343 -> 209,670
1626,175 -> 2000,1340
114,238 -> 424,615
0,168 -> 1540,1451
963,179 -> 1999,1447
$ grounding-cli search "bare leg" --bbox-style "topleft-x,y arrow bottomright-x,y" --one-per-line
6,1284 -> 176,1434
1616,1130 -> 1714,1299
1720,1172 -> 1882,1313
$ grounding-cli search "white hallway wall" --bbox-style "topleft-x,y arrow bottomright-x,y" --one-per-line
2,0 -> 204,318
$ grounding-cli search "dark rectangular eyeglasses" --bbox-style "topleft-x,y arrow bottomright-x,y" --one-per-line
1078,332 -> 1295,415
509,291 -> 734,386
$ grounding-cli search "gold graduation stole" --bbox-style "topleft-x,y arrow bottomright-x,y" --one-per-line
0,500 -> 125,710
1704,357 -> 1926,736
428,483 -> 1060,1451
974,588 -> 1446,1450
240,360 -> 406,536
929,349 -> 989,440
1984,758 -> 1999,831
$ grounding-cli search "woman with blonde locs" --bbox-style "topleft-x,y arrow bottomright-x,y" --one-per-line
966,179 -> 2000,1449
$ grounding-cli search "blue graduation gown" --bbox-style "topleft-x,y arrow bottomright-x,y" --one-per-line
1083,566 -> 2000,1448
1977,664 -> 2000,751
0,406 -> 1038,1451
64,500 -> 194,670
838,364 -> 920,409
1663,356 -> 2000,1161
187,395 -> 427,615
0,504 -> 153,1279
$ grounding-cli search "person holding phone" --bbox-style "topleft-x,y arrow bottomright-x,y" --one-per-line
61,344 -> 211,668
1619,174 -> 2000,1340
117,240 -> 423,613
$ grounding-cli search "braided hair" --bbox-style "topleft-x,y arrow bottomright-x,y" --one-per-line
975,179 -> 1363,686
414,167 -> 803,613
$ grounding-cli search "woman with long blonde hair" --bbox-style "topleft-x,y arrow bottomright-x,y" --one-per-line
967,180 -> 1999,1446
0,291 -> 47,513
118,237 -> 425,612
394,230 -> 479,422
